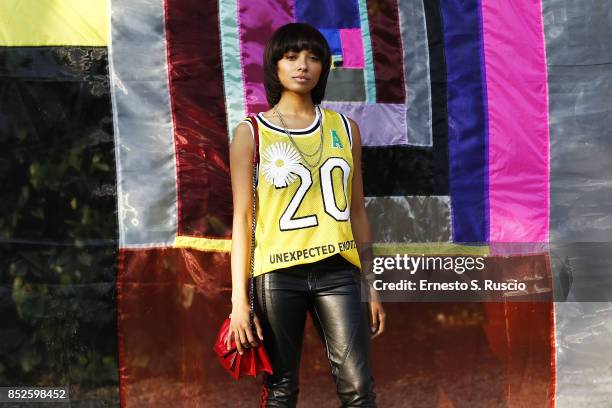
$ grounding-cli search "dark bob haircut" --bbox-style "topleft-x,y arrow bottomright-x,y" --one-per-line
263,23 -> 332,107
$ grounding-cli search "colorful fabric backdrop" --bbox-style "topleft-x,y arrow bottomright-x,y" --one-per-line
1,0 -> 611,406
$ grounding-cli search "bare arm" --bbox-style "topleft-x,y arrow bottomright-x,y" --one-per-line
348,118 -> 386,338
229,122 -> 254,305
348,118 -> 373,272
228,121 -> 263,351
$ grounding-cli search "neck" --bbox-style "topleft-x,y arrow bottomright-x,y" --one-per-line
275,91 -> 316,116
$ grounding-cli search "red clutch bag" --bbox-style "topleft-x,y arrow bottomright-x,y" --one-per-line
212,115 -> 273,380
212,316 -> 273,380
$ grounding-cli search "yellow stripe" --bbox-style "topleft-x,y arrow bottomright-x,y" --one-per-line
373,243 -> 490,256
173,236 -> 232,252
0,0 -> 108,46
171,238 -> 487,257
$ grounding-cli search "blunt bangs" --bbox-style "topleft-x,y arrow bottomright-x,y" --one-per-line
263,23 -> 332,107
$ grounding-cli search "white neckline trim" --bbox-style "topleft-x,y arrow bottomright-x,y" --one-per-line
257,105 -> 322,135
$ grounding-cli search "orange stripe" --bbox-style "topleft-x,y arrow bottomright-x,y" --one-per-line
116,249 -> 127,408
550,303 -> 557,407
260,375 -> 270,407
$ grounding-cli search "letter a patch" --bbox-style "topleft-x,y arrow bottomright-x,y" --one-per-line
331,130 -> 343,148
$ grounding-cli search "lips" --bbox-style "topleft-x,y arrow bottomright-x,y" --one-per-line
293,76 -> 309,81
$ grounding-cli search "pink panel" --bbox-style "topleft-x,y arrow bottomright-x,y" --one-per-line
339,28 -> 364,68
238,0 -> 295,114
482,0 -> 549,243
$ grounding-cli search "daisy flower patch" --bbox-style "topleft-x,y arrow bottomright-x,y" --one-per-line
261,142 -> 302,188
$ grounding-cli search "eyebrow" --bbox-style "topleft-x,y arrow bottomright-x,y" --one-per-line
285,50 -> 317,55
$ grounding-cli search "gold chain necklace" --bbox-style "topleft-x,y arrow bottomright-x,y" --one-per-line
273,104 -> 324,169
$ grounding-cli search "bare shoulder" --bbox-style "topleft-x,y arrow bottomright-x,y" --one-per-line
232,121 -> 254,142
336,112 -> 360,130
344,117 -> 362,145
346,117 -> 360,129
230,121 -> 255,161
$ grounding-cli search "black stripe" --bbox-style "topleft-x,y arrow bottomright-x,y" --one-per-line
424,0 -> 450,194
361,0 -> 449,196
0,46 -> 119,401
0,46 -> 108,79
362,145 -> 437,196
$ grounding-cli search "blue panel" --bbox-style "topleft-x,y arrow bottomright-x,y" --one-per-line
296,0 -> 360,29
319,28 -> 342,56
440,0 -> 488,243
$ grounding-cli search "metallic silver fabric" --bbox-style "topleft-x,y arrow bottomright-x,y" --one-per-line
109,0 -> 178,247
397,0 -> 433,146
544,0 -> 612,404
325,68 -> 366,101
365,196 -> 451,242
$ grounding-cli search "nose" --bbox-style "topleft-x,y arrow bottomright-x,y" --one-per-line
297,56 -> 307,71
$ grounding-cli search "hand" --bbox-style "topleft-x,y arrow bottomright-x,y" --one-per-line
369,300 -> 386,339
225,302 -> 264,355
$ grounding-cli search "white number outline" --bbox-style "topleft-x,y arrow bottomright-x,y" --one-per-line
279,163 -> 318,231
319,157 -> 351,221
277,157 -> 351,231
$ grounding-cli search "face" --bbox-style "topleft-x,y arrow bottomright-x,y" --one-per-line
276,49 -> 323,95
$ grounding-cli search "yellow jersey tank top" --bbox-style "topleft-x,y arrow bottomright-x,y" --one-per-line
241,106 -> 361,277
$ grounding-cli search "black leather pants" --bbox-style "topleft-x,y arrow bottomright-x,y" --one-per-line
254,255 -> 377,407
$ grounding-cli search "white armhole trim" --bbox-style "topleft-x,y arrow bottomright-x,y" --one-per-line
239,119 -> 259,186
339,113 -> 353,148
239,119 -> 255,141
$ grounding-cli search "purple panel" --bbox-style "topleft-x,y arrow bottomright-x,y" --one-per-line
440,0 -> 488,244
238,0 -> 295,114
321,102 -> 407,147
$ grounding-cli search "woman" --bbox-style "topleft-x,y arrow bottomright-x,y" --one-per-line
227,22 -> 385,407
